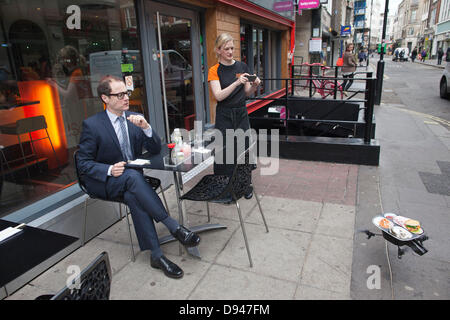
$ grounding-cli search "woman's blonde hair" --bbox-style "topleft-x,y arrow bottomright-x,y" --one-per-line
346,43 -> 354,51
214,33 -> 234,58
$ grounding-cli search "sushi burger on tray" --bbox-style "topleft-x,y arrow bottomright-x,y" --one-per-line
404,219 -> 421,234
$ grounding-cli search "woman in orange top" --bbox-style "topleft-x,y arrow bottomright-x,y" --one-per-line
208,33 -> 260,199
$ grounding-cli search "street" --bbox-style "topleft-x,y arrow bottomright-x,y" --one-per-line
378,57 -> 449,124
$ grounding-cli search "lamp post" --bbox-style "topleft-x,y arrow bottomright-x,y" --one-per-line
374,0 -> 389,105
367,0 -> 374,67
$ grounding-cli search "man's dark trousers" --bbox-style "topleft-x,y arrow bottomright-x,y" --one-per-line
106,168 -> 168,252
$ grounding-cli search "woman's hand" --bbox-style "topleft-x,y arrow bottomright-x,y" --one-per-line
251,76 -> 261,87
237,73 -> 250,85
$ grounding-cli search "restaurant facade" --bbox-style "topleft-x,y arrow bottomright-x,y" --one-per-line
0,0 -> 294,295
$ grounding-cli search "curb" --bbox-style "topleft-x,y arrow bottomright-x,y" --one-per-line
413,61 -> 445,69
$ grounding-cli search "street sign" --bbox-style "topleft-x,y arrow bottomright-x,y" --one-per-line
273,1 -> 293,12
309,38 -> 322,52
298,0 -> 320,10
341,25 -> 351,36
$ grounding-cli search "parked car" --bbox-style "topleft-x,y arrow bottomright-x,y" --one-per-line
440,59 -> 450,99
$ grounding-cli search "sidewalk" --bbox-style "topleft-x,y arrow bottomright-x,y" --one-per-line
412,58 -> 445,69
5,85 -> 450,300
6,159 -> 359,300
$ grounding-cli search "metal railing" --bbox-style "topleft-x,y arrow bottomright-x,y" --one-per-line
247,71 -> 376,144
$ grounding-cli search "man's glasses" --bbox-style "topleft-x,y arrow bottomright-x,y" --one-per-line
109,91 -> 132,100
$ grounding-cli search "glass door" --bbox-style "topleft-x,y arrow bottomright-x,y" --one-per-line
143,1 -> 203,141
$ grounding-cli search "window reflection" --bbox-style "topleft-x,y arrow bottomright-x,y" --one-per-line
154,14 -> 196,133
0,0 -> 145,219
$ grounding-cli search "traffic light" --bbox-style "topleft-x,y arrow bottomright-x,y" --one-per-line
377,43 -> 387,54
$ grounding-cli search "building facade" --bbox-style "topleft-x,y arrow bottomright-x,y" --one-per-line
436,0 -> 450,51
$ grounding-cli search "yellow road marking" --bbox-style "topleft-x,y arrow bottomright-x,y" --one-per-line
385,105 -> 450,127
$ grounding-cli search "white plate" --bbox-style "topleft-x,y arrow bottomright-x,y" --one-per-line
391,226 -> 412,240
372,216 -> 393,230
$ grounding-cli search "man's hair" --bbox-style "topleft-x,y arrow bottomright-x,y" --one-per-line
97,75 -> 124,103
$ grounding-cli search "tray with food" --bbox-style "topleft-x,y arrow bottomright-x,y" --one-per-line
372,213 -> 424,242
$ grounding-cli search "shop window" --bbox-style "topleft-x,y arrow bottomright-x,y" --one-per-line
240,23 -> 280,97
0,0 -> 145,219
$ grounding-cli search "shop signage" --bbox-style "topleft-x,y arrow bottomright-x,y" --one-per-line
309,38 -> 322,52
273,1 -> 293,12
298,0 -> 320,10
341,25 -> 351,36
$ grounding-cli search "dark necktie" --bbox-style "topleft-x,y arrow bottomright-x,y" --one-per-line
118,116 -> 133,161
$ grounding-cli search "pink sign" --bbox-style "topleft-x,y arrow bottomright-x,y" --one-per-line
273,1 -> 293,12
298,0 -> 320,10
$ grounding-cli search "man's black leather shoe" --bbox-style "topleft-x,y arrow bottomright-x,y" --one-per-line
150,255 -> 184,279
171,225 -> 201,247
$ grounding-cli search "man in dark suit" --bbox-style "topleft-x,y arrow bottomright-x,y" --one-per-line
77,75 -> 200,279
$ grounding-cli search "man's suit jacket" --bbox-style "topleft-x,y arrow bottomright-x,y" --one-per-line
77,110 -> 161,199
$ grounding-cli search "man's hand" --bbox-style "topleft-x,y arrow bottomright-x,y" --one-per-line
127,114 -> 149,130
111,161 -> 126,177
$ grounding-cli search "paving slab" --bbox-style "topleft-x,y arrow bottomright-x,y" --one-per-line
188,264 -> 297,300
245,196 -> 322,233
216,223 -> 311,282
294,283 -> 351,300
299,234 -> 353,295
110,252 -> 211,300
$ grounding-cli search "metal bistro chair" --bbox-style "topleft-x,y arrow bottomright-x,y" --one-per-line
0,115 -> 61,179
179,146 -> 269,267
36,251 -> 112,300
73,150 -> 170,262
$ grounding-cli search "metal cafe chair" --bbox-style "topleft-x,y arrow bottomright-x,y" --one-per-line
179,146 -> 269,267
35,251 -> 112,300
73,150 -> 170,262
0,115 -> 60,179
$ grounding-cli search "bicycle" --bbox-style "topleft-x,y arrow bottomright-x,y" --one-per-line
295,63 -> 344,99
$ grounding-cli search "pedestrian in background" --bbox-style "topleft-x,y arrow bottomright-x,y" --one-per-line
437,47 -> 444,65
411,48 -> 417,62
421,49 -> 427,62
342,43 -> 357,91
358,49 -> 366,66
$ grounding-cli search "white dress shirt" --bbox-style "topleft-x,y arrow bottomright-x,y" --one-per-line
106,109 -> 153,176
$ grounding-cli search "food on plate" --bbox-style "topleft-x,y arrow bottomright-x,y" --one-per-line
384,213 -> 397,220
379,218 -> 393,229
393,215 -> 423,234
390,226 -> 412,240
405,219 -> 421,234
393,215 -> 409,227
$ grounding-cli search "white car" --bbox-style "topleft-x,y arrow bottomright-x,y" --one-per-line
393,47 -> 409,62
440,59 -> 450,99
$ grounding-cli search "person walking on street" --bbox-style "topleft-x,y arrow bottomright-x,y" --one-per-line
437,47 -> 444,65
411,48 -> 417,62
358,49 -> 365,66
342,43 -> 357,91
421,49 -> 427,62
